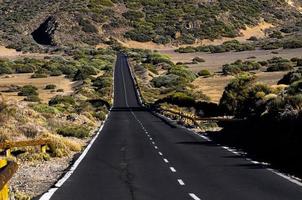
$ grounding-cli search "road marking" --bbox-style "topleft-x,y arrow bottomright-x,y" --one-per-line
177,179 -> 185,186
189,193 -> 201,200
150,138 -> 153,140
152,141 -> 155,145
170,167 -> 176,172
163,158 -> 169,163
159,152 -> 163,156
154,146 -> 158,149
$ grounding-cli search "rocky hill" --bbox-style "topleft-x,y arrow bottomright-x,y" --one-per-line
0,0 -> 301,52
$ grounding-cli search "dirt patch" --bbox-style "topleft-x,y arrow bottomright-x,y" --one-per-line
0,45 -> 58,59
193,72 -> 287,103
160,48 -> 302,73
201,21 -> 273,46
0,74 -> 76,103
10,155 -> 74,198
119,21 -> 273,50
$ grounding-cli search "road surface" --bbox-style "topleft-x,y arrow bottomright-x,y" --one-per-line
49,53 -> 302,200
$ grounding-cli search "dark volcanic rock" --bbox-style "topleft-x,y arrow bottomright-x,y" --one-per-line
32,16 -> 57,46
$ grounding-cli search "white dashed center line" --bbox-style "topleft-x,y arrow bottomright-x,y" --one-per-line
189,193 -> 201,200
163,158 -> 169,163
170,167 -> 177,172
159,152 -> 163,156
177,179 -> 185,186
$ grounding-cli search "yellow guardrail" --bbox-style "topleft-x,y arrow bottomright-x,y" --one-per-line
0,139 -> 50,199
0,139 -> 49,157
159,107 -> 239,129
0,160 -> 18,200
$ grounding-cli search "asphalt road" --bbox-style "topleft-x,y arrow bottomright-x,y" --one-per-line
50,53 -> 302,200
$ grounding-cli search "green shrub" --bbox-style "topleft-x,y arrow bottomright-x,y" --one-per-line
176,47 -> 196,53
15,65 -> 36,73
267,62 -> 294,72
18,85 -> 38,96
0,65 -> 13,74
222,60 -> 261,75
93,111 -> 107,120
45,84 -> 57,90
57,89 -> 64,92
57,126 -> 90,138
198,69 -> 211,77
49,95 -> 76,106
283,39 -> 302,49
151,74 -> 183,88
79,18 -> 98,33
31,73 -> 47,78
168,65 -> 196,82
193,57 -> 205,63
278,68 -> 302,85
24,95 -> 40,102
122,10 -> 144,21
31,104 -> 59,114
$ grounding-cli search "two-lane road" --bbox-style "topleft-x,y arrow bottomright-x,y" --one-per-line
48,53 -> 302,200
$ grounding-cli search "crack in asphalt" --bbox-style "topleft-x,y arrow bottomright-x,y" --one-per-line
119,143 -> 136,200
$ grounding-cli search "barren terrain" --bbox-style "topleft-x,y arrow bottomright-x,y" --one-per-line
0,73 -> 76,103
193,72 -> 287,103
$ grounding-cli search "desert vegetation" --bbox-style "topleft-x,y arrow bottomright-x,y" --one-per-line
0,47 -> 115,198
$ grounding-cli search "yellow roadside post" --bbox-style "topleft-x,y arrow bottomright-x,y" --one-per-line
0,159 -> 9,200
41,144 -> 47,153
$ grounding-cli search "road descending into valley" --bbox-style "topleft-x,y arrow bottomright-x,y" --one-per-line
49,53 -> 302,200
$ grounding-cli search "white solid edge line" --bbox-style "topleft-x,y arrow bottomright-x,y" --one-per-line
177,116 -> 302,187
189,193 -> 201,200
177,179 -> 185,185
39,116 -> 109,200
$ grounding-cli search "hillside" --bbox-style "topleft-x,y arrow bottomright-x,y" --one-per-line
0,0 -> 301,52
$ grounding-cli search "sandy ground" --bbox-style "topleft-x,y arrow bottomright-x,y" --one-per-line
0,45 -> 58,59
160,48 -> 302,73
0,74 -> 76,103
193,72 -> 287,103
201,21 -> 273,46
118,21 -> 273,50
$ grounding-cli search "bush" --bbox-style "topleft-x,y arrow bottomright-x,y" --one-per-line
278,69 -> 302,85
45,84 -> 56,90
192,57 -> 205,63
50,70 -> 63,76
49,95 -> 76,106
18,85 -> 38,96
15,65 -> 36,73
31,73 -> 47,78
122,10 -> 144,21
0,65 -> 13,74
79,18 -> 98,33
57,89 -> 64,92
267,62 -> 294,72
198,69 -> 211,77
24,95 -> 40,102
222,60 -> 261,75
31,104 -> 59,114
57,126 -> 90,138
283,39 -> 302,49
151,74 -> 183,88
176,47 -> 196,53
168,65 -> 197,82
